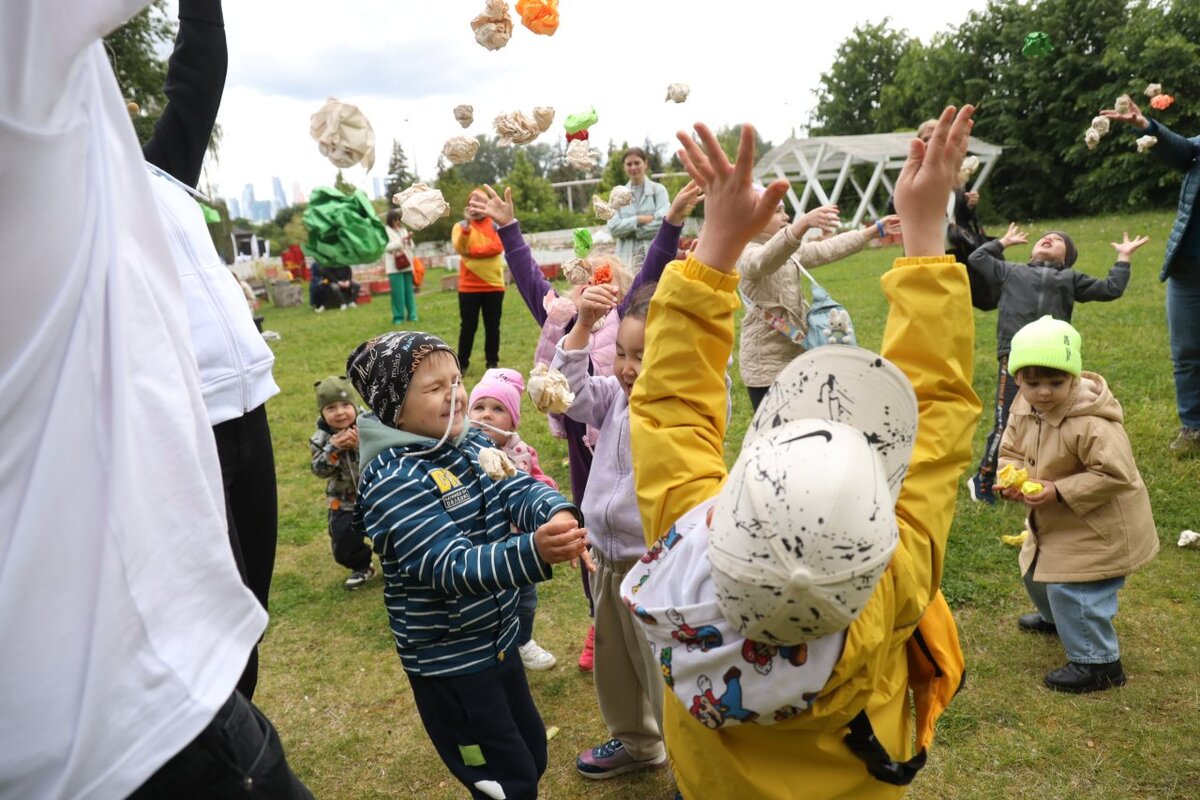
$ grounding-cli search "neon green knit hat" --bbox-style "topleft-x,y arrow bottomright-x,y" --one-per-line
1008,316 -> 1082,376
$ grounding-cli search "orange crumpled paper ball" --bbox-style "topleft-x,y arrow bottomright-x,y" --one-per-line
516,0 -> 559,36
1150,94 -> 1175,111
590,262 -> 613,286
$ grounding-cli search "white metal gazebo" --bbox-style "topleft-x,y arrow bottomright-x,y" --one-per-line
753,133 -> 1003,226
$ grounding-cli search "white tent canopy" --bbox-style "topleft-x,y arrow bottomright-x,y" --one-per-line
752,133 -> 1003,227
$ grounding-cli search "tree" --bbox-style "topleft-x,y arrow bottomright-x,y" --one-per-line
810,20 -> 912,135
104,0 -> 174,144
384,140 -> 414,200
333,170 -> 357,195
498,151 -> 559,214
714,125 -> 774,165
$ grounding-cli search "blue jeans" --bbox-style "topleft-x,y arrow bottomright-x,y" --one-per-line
1166,271 -> 1200,429
516,583 -> 538,646
1024,566 -> 1125,664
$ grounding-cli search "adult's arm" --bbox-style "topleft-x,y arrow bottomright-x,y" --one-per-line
1073,261 -> 1131,301
630,256 -> 737,544
496,220 -> 551,324
141,0 -> 227,188
606,204 -> 639,238
1142,119 -> 1200,173
619,220 -> 682,315
633,182 -> 670,240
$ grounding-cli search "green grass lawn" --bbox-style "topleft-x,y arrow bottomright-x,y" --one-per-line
254,209 -> 1200,799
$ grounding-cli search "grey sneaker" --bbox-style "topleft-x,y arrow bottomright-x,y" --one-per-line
576,738 -> 667,780
343,565 -> 376,590
1170,427 -> 1200,457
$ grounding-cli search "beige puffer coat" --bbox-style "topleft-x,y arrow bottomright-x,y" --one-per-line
999,372 -> 1158,582
737,225 -> 876,388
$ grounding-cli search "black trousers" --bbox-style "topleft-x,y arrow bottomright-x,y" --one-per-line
458,291 -> 505,370
408,651 -> 547,800
328,507 -> 372,571
128,692 -> 312,799
213,404 -> 278,701
746,384 -> 770,411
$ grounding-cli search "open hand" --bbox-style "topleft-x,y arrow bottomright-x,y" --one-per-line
1000,222 -> 1028,249
666,180 -> 704,225
1100,100 -> 1150,131
675,122 -> 788,271
467,184 -> 515,227
893,104 -> 976,258
877,214 -> 902,238
1112,232 -> 1150,261
795,204 -> 840,237
534,512 -> 591,566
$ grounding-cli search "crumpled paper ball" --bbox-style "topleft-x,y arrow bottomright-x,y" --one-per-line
515,0 -> 559,36
996,464 -> 1029,490
564,106 -> 599,135
533,106 -> 555,132
590,261 -> 613,286
1114,94 -> 1133,115
478,447 -> 518,481
1136,135 -> 1158,153
528,364 -> 575,414
442,136 -> 480,165
543,289 -> 576,325
1144,83 -> 1163,98
1150,94 -> 1175,111
1021,31 -> 1053,58
392,183 -> 451,231
592,195 -> 615,220
573,227 -> 592,258
301,186 -> 389,265
664,83 -> 690,103
494,111 -> 542,145
957,154 -> 980,185
1000,531 -> 1029,548
310,97 -> 376,171
471,0 -> 513,51
562,257 -> 592,285
565,139 -> 596,170
1178,530 -> 1200,549
608,185 -> 633,210
1084,127 -> 1102,150
454,104 -> 474,128
1090,116 -> 1111,136
1020,480 -> 1044,496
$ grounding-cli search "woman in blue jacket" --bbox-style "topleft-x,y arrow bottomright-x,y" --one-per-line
606,147 -> 670,270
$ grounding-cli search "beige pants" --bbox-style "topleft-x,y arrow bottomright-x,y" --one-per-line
591,549 -> 665,761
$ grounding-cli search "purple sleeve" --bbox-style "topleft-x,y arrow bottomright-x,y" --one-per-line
497,220 -> 551,326
619,220 -> 682,316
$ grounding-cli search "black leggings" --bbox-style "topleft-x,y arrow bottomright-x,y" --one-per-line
458,291 -> 505,370
212,404 -> 278,700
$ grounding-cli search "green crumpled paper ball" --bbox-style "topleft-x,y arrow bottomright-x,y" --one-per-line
565,107 -> 599,135
301,186 -> 388,266
573,227 -> 593,258
1022,31 -> 1053,58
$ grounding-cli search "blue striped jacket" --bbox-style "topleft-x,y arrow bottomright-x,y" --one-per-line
358,419 -> 577,676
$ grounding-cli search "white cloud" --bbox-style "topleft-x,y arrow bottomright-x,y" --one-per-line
200,1 -> 988,204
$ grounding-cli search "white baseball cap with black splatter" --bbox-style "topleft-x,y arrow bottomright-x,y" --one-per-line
708,346 -> 919,645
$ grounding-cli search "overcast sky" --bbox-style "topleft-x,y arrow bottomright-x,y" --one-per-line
196,1 -> 991,203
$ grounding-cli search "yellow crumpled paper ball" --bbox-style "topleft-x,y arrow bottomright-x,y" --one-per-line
1000,531 -> 1030,547
1020,480 -> 1044,496
996,464 -> 1029,489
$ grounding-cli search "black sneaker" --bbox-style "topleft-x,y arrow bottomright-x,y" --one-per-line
1044,660 -> 1126,693
344,565 -> 376,590
1017,613 -> 1057,635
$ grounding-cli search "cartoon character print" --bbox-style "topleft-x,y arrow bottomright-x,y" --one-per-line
624,598 -> 657,626
640,525 -> 683,564
660,646 -> 674,688
741,639 -> 809,676
689,667 -> 760,729
772,694 -> 818,723
666,608 -> 722,653
630,571 -> 650,595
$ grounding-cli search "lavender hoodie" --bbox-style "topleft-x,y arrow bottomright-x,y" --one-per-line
497,218 -> 681,505
550,339 -> 645,561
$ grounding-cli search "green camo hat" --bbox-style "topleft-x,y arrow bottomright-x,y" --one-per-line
1008,316 -> 1082,376
314,375 -> 354,411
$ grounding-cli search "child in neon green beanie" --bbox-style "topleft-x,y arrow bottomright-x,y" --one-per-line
998,316 -> 1158,692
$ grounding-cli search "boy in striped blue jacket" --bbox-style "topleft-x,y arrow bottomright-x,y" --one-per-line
347,331 -> 591,800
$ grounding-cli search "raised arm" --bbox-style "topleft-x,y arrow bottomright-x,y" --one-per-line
618,181 -> 702,314
739,204 -> 840,279
470,185 -> 550,322
141,0 -> 227,187
794,226 -> 875,268
1102,99 -> 1200,173
553,284 -> 623,429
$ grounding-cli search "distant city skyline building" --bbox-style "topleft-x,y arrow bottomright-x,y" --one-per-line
227,197 -> 241,219
372,177 -> 383,200
241,183 -> 256,222
272,176 -> 287,211
252,200 -> 272,223
292,181 -> 306,205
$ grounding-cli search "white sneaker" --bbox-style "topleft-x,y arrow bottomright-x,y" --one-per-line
314,306 -> 325,313
519,639 -> 557,671
340,303 -> 348,311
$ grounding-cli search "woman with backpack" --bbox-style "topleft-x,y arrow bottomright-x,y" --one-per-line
738,194 -> 901,409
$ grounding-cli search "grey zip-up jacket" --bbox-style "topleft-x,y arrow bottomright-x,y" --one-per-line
968,240 -> 1130,355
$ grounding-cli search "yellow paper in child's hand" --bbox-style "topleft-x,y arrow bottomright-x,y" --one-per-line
996,464 -> 1029,489
1020,480 -> 1044,496
1000,531 -> 1030,547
